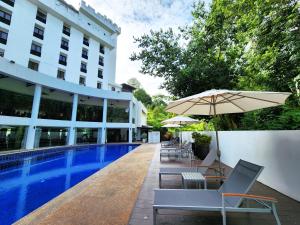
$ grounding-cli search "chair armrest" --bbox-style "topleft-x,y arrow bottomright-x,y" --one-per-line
222,193 -> 278,203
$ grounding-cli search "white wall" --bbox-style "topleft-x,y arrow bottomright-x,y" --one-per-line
182,130 -> 300,201
1,0 -> 119,90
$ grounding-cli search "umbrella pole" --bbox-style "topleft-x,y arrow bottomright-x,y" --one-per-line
213,102 -> 222,176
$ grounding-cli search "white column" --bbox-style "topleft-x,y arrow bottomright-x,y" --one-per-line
128,100 -> 133,143
101,98 -> 107,144
68,94 -> 78,145
25,84 -> 42,149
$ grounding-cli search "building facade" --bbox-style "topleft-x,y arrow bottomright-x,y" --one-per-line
0,0 -> 147,152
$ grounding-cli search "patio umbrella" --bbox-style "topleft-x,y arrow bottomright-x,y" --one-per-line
165,89 -> 291,174
162,124 -> 181,128
162,116 -> 199,144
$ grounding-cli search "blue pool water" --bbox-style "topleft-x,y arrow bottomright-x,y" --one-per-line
0,144 -> 139,225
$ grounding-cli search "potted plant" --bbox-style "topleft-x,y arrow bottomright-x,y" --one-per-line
192,132 -> 212,159
141,133 -> 147,143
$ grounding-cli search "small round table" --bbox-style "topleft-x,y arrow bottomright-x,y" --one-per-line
181,172 -> 205,189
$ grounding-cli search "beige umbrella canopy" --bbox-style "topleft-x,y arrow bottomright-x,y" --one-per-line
166,89 -> 291,174
162,116 -> 199,125
162,124 -> 182,128
162,116 -> 199,144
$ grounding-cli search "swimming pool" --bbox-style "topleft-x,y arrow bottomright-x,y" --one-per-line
0,144 -> 140,225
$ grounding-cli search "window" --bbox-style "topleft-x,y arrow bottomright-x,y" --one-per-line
60,38 -> 69,51
62,24 -> 70,36
79,76 -> 86,86
30,42 -> 42,57
111,87 -> 115,91
59,54 -> 67,66
80,62 -> 87,73
98,56 -> 104,66
0,30 -> 8,44
57,69 -> 65,80
28,60 -> 39,71
98,69 -> 103,79
0,9 -> 11,25
0,48 -> 4,57
83,36 -> 89,46
36,9 -> 47,24
99,44 -> 105,54
33,25 -> 44,40
1,0 -> 15,7
97,82 -> 101,89
81,48 -> 88,59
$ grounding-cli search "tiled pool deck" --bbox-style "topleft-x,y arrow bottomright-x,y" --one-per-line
129,144 -> 300,225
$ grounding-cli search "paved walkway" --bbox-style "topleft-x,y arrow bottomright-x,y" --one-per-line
15,144 -> 156,225
128,144 -> 300,225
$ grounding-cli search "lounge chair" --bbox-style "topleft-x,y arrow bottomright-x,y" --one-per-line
153,160 -> 281,225
161,138 -> 179,148
160,142 -> 191,161
159,147 -> 220,187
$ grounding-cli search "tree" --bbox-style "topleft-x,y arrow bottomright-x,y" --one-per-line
131,0 -> 300,130
127,78 -> 141,89
133,88 -> 152,106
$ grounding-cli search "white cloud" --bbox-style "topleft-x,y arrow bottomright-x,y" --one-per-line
71,0 -> 209,96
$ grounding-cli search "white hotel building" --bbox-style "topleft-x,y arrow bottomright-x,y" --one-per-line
0,0 -> 148,151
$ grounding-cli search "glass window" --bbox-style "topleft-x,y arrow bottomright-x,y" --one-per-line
76,96 -> 103,122
61,38 -> 69,51
28,60 -> 39,71
59,54 -> 67,66
82,48 -> 88,59
0,29 -> 8,44
99,44 -> 105,54
98,69 -> 103,79
30,42 -> 42,57
33,25 -> 44,40
0,9 -> 11,25
1,0 -> 15,7
76,128 -> 98,144
107,128 -> 128,142
80,62 -> 87,73
38,88 -> 72,120
35,127 -> 68,148
0,87 -> 34,118
0,126 -> 26,152
98,56 -> 104,66
107,100 -> 129,123
97,82 -> 101,89
0,48 -> 4,57
62,24 -> 70,36
79,76 -> 85,86
36,9 -> 47,24
57,69 -> 65,80
83,36 -> 89,46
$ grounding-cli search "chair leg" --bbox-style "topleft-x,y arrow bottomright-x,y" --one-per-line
159,174 -> 161,188
272,203 -> 281,225
222,210 -> 226,225
153,208 -> 157,225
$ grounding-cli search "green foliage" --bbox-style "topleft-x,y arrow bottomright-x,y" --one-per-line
192,132 -> 212,145
133,88 -> 152,106
131,0 -> 300,130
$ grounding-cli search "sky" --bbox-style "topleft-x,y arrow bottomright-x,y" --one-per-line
68,0 -> 203,96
